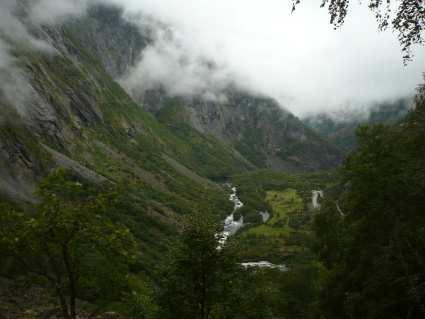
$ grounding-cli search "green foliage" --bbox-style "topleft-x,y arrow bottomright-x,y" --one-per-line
157,213 -> 239,319
157,213 -> 287,319
266,189 -> 303,226
120,275 -> 159,319
0,169 -> 139,319
274,261 -> 325,319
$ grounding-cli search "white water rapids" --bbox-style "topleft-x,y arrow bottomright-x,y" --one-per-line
241,261 -> 288,271
311,190 -> 324,209
218,187 -> 244,247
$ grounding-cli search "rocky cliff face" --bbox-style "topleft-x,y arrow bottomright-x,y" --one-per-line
0,104 -> 51,202
65,4 -> 150,78
142,90 -> 342,171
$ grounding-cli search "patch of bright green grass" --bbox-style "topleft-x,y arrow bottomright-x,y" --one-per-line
267,189 -> 303,226
242,189 -> 303,238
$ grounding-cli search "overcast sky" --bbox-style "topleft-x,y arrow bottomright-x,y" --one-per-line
1,0 -> 425,116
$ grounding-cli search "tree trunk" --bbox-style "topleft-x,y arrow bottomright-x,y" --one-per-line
200,270 -> 208,319
45,244 -> 70,319
56,285 -> 71,319
62,244 -> 77,319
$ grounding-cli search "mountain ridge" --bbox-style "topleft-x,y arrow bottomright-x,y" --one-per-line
303,97 -> 413,154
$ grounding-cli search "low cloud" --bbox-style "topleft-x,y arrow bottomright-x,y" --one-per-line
121,26 -> 240,101
29,0 -> 92,25
0,0 -> 86,113
1,0 -> 424,117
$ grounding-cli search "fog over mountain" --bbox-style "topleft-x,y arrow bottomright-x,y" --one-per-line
1,0 -> 424,116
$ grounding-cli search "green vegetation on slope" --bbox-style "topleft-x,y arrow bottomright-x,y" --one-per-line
154,100 -> 252,180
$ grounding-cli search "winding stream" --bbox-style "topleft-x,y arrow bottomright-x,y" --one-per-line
219,185 -> 287,271
218,187 -> 245,247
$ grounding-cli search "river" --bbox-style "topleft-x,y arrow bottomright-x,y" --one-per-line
217,186 -> 245,247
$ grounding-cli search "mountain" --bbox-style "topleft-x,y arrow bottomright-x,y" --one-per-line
0,2 -> 342,206
67,4 -> 342,171
141,91 -> 342,171
302,98 -> 413,154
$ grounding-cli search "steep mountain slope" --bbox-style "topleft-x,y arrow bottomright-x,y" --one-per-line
65,4 -> 150,78
303,98 -> 413,154
142,91 -> 342,171
61,4 -> 342,171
